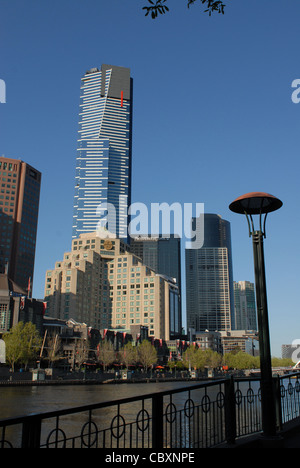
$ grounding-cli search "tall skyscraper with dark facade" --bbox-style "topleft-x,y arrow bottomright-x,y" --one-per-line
0,156 -> 41,292
72,64 -> 133,241
131,235 -> 182,337
234,281 -> 257,331
185,214 -> 235,333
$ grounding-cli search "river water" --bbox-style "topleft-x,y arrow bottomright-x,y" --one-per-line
0,381 -> 209,448
0,380 -> 265,448
0,381 -> 201,420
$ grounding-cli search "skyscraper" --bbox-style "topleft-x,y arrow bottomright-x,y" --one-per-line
185,214 -> 235,333
130,235 -> 182,336
234,281 -> 257,331
72,64 -> 133,241
0,156 -> 41,292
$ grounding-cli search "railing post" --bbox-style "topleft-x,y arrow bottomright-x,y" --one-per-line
152,393 -> 164,449
224,376 -> 236,445
273,375 -> 283,432
21,415 -> 42,448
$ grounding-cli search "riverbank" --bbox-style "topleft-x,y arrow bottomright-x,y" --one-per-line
0,367 -> 218,387
0,376 -> 209,387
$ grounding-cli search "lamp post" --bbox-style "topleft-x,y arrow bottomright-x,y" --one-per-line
229,192 -> 282,438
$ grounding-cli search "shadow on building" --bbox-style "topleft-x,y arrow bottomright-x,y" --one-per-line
0,273 -> 45,336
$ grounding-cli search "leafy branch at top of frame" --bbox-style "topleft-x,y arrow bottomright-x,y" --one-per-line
142,0 -> 226,19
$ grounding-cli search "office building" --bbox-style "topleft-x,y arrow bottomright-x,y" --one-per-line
234,281 -> 257,331
188,328 -> 223,354
0,156 -> 41,292
185,214 -> 235,333
219,330 -> 259,355
282,344 -> 299,361
130,235 -> 182,336
72,65 -> 133,241
44,233 -> 180,341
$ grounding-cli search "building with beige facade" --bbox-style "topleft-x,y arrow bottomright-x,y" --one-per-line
219,330 -> 259,355
44,233 -> 180,341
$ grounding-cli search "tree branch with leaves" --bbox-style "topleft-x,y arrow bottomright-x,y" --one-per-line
137,340 -> 157,372
143,0 -> 226,19
3,322 -> 42,372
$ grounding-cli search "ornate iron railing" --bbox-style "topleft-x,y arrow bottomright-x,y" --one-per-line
1,373 -> 300,448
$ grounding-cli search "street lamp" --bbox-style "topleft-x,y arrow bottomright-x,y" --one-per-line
229,192 -> 282,438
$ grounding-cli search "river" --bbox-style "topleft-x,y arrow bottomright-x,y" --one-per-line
0,381 -> 208,448
0,381 -> 201,420
0,380 -> 263,448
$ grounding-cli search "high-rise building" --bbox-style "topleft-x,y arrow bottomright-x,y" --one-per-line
234,281 -> 257,331
130,235 -> 182,336
44,233 -> 180,341
0,156 -> 41,292
185,214 -> 235,333
72,65 -> 133,242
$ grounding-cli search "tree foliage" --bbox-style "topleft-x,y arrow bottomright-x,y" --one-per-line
143,0 -> 226,19
97,340 -> 115,371
180,347 -> 294,372
120,342 -> 138,369
182,347 -> 223,370
3,322 -> 42,371
137,340 -> 158,371
223,351 -> 260,370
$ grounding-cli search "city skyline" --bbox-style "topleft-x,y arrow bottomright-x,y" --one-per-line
1,0 -> 300,357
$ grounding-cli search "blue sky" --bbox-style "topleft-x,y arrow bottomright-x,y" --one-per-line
1,0 -> 300,357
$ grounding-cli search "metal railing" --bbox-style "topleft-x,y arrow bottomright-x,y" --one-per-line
1,372 -> 300,448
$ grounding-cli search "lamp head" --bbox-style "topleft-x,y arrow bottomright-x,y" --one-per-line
229,192 -> 283,215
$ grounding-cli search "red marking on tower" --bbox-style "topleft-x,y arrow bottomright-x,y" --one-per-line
121,90 -> 123,107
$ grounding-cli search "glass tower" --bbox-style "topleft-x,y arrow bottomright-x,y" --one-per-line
72,64 -> 133,241
185,214 -> 235,333
234,281 -> 257,331
131,235 -> 182,337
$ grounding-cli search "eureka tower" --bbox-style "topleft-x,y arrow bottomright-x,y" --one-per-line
72,64 -> 133,241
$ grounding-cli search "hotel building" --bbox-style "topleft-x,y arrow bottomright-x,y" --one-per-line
44,233 -> 180,341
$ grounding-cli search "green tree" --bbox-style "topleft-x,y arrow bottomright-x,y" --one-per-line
204,349 -> 223,369
137,340 -> 157,371
143,0 -> 225,19
168,360 -> 186,370
183,346 -> 205,370
223,351 -> 260,370
3,322 -> 42,371
272,357 -> 294,367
